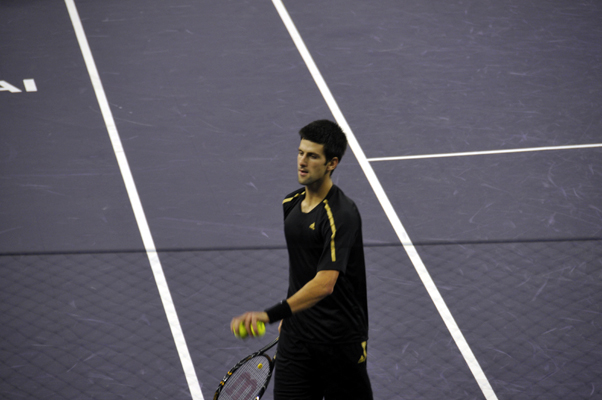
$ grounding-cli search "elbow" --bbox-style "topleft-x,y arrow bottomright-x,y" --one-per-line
320,278 -> 337,297
322,284 -> 335,297
313,280 -> 335,300
315,270 -> 339,298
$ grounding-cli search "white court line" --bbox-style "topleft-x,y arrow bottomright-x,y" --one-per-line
368,143 -> 602,162
64,2 -> 204,399
271,1 -> 499,399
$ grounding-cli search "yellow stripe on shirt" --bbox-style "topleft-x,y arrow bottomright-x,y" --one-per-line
323,199 -> 336,262
283,191 -> 305,204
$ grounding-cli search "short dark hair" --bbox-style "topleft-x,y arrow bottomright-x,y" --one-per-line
298,120 -> 347,163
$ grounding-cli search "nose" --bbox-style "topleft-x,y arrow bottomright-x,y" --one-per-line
299,154 -> 307,166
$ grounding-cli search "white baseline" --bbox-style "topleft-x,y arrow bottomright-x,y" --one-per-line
368,143 -> 602,162
271,1 -> 499,399
64,1 -> 204,399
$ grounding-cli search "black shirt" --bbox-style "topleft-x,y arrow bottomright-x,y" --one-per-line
281,185 -> 369,343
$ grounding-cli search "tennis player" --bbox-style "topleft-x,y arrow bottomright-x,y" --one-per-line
231,119 -> 373,399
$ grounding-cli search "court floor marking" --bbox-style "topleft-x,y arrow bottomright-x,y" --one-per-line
64,2 -> 205,399
271,1 -> 499,399
368,142 -> 602,162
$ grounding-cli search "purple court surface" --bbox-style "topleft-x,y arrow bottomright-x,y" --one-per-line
1,1 -> 601,399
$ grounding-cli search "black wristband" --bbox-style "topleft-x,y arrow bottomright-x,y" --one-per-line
265,300 -> 292,323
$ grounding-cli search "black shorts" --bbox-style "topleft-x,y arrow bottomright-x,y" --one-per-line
274,333 -> 373,400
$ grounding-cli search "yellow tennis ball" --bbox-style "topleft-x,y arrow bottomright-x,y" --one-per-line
257,363 -> 263,370
251,322 -> 266,337
235,323 -> 248,339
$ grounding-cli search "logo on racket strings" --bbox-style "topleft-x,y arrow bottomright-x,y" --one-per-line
225,371 -> 258,398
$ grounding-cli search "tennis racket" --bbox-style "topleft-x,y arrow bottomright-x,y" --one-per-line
213,337 -> 279,400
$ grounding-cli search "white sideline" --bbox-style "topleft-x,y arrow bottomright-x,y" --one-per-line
271,1 -> 499,399
64,2 -> 204,399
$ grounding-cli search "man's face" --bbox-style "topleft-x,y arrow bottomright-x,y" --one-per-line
297,139 -> 333,187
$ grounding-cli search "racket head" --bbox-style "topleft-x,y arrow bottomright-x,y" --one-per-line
214,354 -> 275,400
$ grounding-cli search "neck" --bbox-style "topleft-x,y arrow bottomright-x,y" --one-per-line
302,177 -> 333,212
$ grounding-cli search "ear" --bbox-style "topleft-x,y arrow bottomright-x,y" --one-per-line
327,157 -> 339,172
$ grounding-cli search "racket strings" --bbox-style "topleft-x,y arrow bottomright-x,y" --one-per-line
219,355 -> 271,400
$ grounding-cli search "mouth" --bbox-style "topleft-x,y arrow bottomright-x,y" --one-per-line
299,170 -> 308,177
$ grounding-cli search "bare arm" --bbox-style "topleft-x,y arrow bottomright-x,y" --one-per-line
286,270 -> 339,313
231,270 -> 339,337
